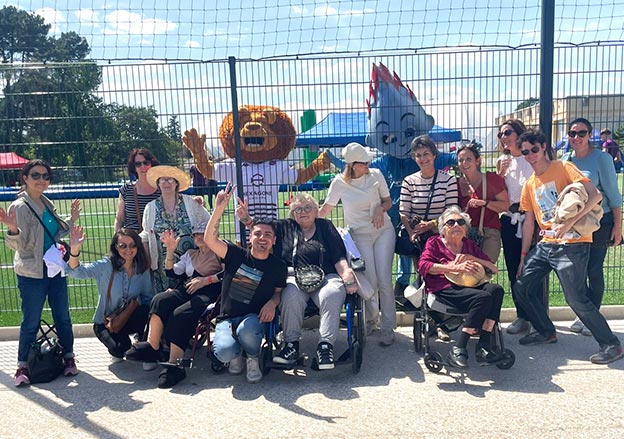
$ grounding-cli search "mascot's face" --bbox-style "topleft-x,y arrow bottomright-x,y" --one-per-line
219,105 -> 296,163
366,63 -> 435,159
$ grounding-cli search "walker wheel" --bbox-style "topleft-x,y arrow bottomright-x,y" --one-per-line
496,349 -> 516,370
424,352 -> 444,373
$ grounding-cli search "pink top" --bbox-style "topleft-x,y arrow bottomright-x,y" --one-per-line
418,234 -> 491,294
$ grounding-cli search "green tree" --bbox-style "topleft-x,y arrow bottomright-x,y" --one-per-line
515,98 -> 539,111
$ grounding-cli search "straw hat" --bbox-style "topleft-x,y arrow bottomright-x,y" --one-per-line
146,165 -> 191,191
444,262 -> 491,287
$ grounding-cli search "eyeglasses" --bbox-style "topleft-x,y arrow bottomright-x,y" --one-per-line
158,177 -> 177,184
134,160 -> 151,168
497,129 -> 515,139
521,145 -> 541,155
445,218 -> 467,227
292,205 -> 315,215
568,130 -> 589,139
28,172 -> 51,181
117,242 -> 137,250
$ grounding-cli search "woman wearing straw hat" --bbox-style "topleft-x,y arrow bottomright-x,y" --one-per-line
141,165 -> 210,294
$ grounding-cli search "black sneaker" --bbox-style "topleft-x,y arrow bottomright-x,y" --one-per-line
272,341 -> 299,364
590,344 -> 623,364
519,332 -> 557,346
317,342 -> 334,370
125,341 -> 161,362
157,366 -> 186,388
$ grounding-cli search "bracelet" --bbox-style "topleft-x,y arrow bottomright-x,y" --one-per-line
165,257 -> 174,262
484,200 -> 490,207
69,251 -> 80,257
344,281 -> 355,286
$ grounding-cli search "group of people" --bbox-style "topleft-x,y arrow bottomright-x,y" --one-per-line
1,118 -> 623,389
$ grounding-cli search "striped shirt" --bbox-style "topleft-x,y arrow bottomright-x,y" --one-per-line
399,170 -> 458,221
119,182 -> 161,231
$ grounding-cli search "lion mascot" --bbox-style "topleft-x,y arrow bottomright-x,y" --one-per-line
183,105 -> 328,229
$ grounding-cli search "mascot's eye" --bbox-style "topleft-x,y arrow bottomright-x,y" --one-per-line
382,134 -> 397,144
404,128 -> 415,138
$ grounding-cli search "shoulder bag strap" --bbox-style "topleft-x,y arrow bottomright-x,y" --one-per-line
23,200 -> 58,244
478,172 -> 487,234
423,170 -> 438,221
133,185 -> 143,233
105,269 -> 116,313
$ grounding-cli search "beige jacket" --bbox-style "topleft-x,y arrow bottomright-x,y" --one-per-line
554,182 -> 603,238
5,193 -> 71,279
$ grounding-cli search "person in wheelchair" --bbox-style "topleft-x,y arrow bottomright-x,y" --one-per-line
418,205 -> 504,369
125,221 -> 222,388
236,193 -> 358,370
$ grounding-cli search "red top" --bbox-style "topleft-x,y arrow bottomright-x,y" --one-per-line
458,171 -> 506,230
418,234 -> 491,294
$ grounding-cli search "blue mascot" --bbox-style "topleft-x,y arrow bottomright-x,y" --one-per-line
326,62 -> 457,302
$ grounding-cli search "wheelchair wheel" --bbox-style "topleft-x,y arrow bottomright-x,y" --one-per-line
259,341 -> 272,376
495,349 -> 516,370
424,352 -> 444,373
413,313 -> 423,353
351,340 -> 363,374
208,351 -> 226,374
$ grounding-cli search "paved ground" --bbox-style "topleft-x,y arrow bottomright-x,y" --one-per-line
1,320 -> 623,439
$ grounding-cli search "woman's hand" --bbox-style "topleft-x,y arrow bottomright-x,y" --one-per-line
70,199 -> 81,223
410,222 -> 432,241
0,207 -> 18,233
467,197 -> 487,209
341,268 -> 358,295
69,225 -> 86,248
159,229 -> 180,253
371,205 -> 385,229
612,222 -> 622,246
185,277 -> 205,294
236,196 -> 251,224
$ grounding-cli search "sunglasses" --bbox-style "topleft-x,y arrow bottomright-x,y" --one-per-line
568,130 -> 589,138
497,129 -> 515,139
445,218 -> 467,227
292,205 -> 315,215
158,177 -> 177,184
521,145 -> 541,155
117,242 -> 137,250
28,172 -> 51,181
134,160 -> 151,168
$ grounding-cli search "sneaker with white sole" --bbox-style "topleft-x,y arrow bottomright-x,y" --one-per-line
63,357 -> 79,376
228,355 -> 244,375
506,318 -> 530,334
570,318 -> 585,334
246,357 -> 262,383
380,329 -> 395,346
589,344 -> 623,364
316,342 -> 335,370
110,355 -> 124,364
14,366 -> 30,387
272,341 -> 299,365
581,325 -> 593,336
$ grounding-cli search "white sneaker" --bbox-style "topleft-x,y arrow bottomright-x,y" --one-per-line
246,357 -> 262,384
570,318 -> 585,334
380,329 -> 395,346
142,362 -> 158,371
581,325 -> 593,336
110,355 -> 124,364
506,318 -> 530,334
228,355 -> 244,375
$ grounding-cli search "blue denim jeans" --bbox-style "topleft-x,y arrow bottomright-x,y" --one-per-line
17,271 -> 74,365
212,314 -> 264,362
515,242 -> 619,347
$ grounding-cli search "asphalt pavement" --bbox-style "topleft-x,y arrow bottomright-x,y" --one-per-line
1,319 -> 623,439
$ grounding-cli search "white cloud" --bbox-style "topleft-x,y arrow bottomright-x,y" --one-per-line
290,6 -> 308,16
343,8 -> 375,16
35,8 -> 65,34
185,40 -> 201,48
314,6 -> 338,16
104,10 -> 176,35
75,9 -> 99,26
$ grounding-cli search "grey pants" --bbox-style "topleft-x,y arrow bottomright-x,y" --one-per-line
280,273 -> 346,345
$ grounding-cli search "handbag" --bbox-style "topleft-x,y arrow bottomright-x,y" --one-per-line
395,171 -> 438,256
465,172 -> 487,249
103,270 -> 139,333
24,201 -> 71,262
292,232 -> 325,293
27,320 -> 65,384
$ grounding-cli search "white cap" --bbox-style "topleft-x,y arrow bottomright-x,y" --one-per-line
342,142 -> 370,163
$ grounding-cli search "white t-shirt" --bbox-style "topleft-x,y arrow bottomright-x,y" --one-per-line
496,154 -> 534,204
324,169 -> 392,233
214,159 -> 298,233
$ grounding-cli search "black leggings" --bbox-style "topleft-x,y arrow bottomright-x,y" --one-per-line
93,304 -> 150,358
150,284 -> 220,348
434,283 -> 504,330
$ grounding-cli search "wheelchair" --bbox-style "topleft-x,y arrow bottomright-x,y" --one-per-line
259,292 -> 366,375
411,284 -> 515,373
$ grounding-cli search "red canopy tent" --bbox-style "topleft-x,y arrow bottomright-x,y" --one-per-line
0,152 -> 29,169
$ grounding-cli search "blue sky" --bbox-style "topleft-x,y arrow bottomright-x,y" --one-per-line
5,0 -> 624,153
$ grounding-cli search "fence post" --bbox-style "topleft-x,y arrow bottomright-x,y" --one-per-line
228,56 -> 246,247
540,1 -> 556,311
